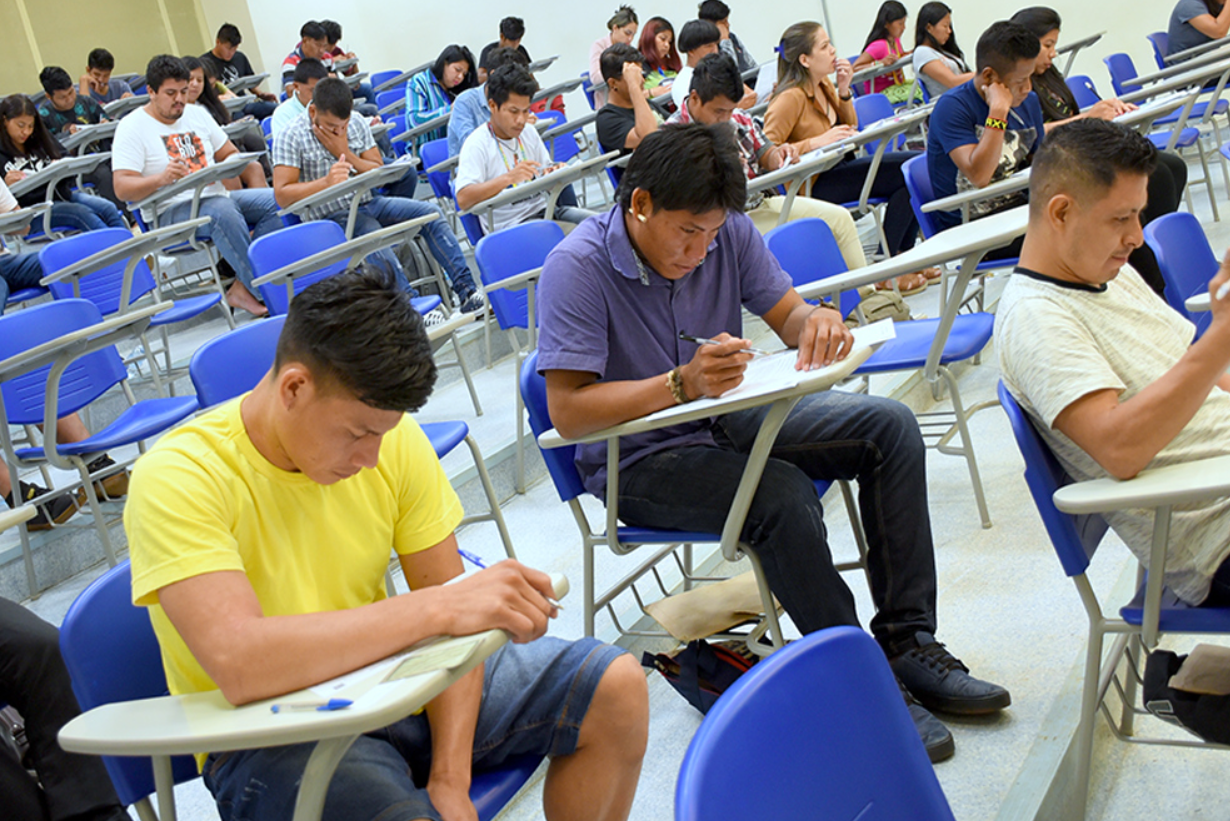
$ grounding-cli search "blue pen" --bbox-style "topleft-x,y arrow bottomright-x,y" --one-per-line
457,548 -> 564,610
270,698 -> 352,713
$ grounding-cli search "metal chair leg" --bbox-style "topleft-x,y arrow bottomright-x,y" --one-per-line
448,331 -> 483,416
938,366 -> 991,528
464,434 -> 516,560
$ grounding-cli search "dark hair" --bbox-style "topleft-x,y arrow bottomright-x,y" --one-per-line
864,1 -> 909,51
275,267 -> 437,412
485,46 -> 530,76
618,123 -> 745,213
608,5 -> 638,30
697,0 -> 731,22
300,21 -> 326,42
431,45 -> 478,98
320,20 -> 342,45
311,77 -> 353,119
1010,6 -> 1062,39
1029,118 -> 1157,217
773,22 -> 834,102
499,16 -> 526,41
485,64 -> 538,106
293,57 -> 331,85
87,48 -> 115,71
915,2 -> 963,60
639,17 -> 682,73
678,19 -> 721,54
1201,0 -> 1226,13
975,21 -> 1041,76
689,52 -> 743,104
0,95 -> 61,161
145,54 -> 190,93
600,43 -> 646,83
39,66 -> 74,95
1010,7 -> 1071,122
217,23 -> 242,47
181,55 -> 229,124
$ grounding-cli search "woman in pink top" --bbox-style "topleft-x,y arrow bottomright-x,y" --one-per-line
589,6 -> 639,109
852,1 -> 919,103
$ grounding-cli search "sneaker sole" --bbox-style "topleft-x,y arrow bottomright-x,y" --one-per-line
914,690 -> 1012,716
926,733 -> 956,763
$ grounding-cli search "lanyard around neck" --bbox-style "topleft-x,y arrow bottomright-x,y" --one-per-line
487,123 -> 524,171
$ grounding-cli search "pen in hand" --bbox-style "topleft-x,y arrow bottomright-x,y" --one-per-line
1216,281 -> 1230,301
678,332 -> 771,356
458,548 -> 564,611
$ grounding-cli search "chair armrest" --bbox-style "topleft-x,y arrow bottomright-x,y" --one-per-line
392,113 -> 451,143
0,203 -> 50,236
38,218 -> 209,287
275,159 -> 419,218
0,303 -> 166,385
130,152 -> 263,215
8,153 -> 111,201
482,267 -> 541,294
0,505 -> 37,534
1053,454 -> 1230,514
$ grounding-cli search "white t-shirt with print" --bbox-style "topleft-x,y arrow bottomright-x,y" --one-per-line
0,179 -> 17,213
455,122 -> 552,234
111,104 -> 230,221
997,265 -> 1230,605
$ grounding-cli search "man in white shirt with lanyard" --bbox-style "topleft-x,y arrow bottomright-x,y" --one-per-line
455,64 -> 595,235
112,55 -> 282,317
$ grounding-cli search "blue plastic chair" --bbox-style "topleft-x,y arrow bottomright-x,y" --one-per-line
675,626 -> 955,821
1103,53 -> 1143,97
1143,212 -> 1216,339
260,115 -> 273,148
519,350 -> 866,639
188,314 -> 514,559
1066,74 -> 1103,108
5,285 -> 49,308
997,381 -> 1230,817
370,69 -> 404,91
60,562 -> 538,821
473,221 -> 566,492
853,93 -> 907,154
419,137 -> 459,218
766,218 -> 993,527
1147,32 -> 1170,71
0,299 -> 199,593
39,228 -> 226,397
375,88 -> 404,113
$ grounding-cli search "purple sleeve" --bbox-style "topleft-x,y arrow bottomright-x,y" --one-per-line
728,212 -> 792,315
536,240 -> 611,378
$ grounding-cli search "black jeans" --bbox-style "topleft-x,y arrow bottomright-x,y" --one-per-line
0,597 -> 122,821
617,390 -> 937,649
810,151 -> 921,257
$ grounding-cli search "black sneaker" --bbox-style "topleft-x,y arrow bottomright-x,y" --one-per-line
458,291 -> 487,314
889,631 -> 1011,716
4,481 -> 84,531
897,675 -> 955,763
85,454 -> 129,500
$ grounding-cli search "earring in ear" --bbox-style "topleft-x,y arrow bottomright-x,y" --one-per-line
636,213 -> 648,223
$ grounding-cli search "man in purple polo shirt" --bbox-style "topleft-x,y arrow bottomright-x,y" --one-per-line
537,123 -> 1010,762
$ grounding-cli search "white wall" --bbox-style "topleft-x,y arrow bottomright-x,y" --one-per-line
205,0 -> 1161,103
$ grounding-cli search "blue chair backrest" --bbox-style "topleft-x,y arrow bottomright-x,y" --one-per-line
370,69 -> 403,90
1147,32 -> 1170,70
1103,53 -> 1140,97
997,381 -> 1108,577
519,350 -> 587,502
190,316 -> 287,407
853,93 -> 902,154
1066,75 -> 1102,109
763,219 -> 861,318
59,561 -> 200,806
420,138 -> 453,201
536,110 -> 582,162
385,113 -> 409,157
901,154 -> 940,239
0,299 -> 126,425
247,221 -> 350,315
474,221 -> 565,333
375,89 -> 402,112
38,229 -> 157,313
1143,212 -> 1217,339
675,626 -> 956,821
581,72 -> 598,110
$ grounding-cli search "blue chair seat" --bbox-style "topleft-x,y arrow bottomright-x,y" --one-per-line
1150,128 -> 1200,149
9,286 -> 48,304
856,314 -> 995,374
1120,579 -> 1230,632
471,754 -> 544,821
15,396 -> 198,459
421,420 -> 468,458
147,294 -> 223,327
1154,99 -> 1229,126
411,295 -> 441,315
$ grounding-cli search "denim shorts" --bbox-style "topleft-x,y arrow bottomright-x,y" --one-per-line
202,637 -> 624,821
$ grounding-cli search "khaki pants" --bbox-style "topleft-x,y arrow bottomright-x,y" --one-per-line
747,195 -> 867,271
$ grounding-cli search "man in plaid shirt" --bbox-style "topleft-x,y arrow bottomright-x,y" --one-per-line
271,78 -> 486,314
666,53 -> 867,270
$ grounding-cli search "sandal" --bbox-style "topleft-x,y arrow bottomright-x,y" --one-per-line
875,272 -> 929,296
920,267 -> 942,281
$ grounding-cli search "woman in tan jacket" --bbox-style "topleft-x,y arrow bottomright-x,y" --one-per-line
765,22 -> 933,292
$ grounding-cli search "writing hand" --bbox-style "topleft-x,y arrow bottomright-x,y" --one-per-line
507,160 -> 540,185
440,560 -> 558,643
326,158 -> 353,186
679,333 -> 753,398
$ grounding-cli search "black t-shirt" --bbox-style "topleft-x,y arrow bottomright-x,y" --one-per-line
0,139 -> 71,207
596,103 -> 637,155
479,42 -> 531,70
199,50 -> 256,94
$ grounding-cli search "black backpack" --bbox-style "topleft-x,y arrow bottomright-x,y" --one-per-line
642,639 -> 760,714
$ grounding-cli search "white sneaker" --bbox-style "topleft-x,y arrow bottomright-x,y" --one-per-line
458,291 -> 487,314
422,307 -> 448,328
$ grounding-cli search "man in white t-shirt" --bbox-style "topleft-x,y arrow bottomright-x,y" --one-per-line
455,64 -> 594,235
998,118 -> 1230,607
112,55 -> 283,317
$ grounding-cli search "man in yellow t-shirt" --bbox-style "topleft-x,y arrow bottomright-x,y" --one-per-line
124,268 -> 648,821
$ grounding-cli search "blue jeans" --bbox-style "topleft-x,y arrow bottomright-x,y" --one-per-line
33,192 -> 125,234
163,190 -> 282,293
242,99 -> 277,120
617,390 -> 937,651
0,251 -> 44,312
325,196 -> 477,299
202,638 -> 624,821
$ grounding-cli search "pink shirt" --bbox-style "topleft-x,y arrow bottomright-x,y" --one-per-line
589,34 -> 613,108
862,38 -> 907,94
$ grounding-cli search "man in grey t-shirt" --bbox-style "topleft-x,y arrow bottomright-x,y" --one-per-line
998,118 -> 1230,606
1167,0 -> 1230,58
